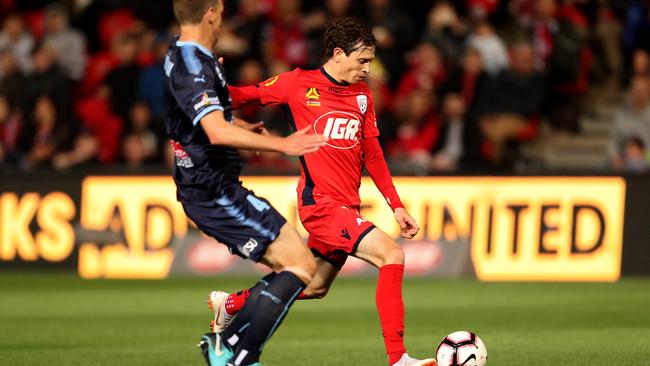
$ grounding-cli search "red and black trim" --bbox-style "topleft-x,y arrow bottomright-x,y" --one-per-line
281,104 -> 316,205
310,248 -> 345,269
319,67 -> 349,86
351,225 -> 376,254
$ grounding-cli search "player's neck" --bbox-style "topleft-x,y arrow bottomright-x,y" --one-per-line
179,25 -> 214,54
322,61 -> 347,85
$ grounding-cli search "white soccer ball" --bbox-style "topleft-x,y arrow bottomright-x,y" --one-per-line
435,331 -> 488,366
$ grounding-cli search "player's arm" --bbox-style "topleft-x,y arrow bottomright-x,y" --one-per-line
362,137 -> 419,239
169,60 -> 321,155
228,70 -> 298,110
201,111 -> 325,155
228,84 -> 262,109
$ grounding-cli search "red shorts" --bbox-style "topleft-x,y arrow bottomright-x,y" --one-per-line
299,203 -> 376,269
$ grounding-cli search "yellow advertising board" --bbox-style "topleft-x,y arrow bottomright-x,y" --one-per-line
237,176 -> 625,282
0,176 -> 625,281
0,192 -> 76,262
78,176 -> 187,279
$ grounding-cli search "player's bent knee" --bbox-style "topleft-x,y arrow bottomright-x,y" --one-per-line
383,245 -> 404,266
283,263 -> 315,284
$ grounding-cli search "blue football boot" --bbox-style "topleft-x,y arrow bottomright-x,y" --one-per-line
198,332 -> 234,366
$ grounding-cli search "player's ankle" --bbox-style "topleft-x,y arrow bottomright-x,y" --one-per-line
225,289 -> 251,315
224,293 -> 237,315
388,351 -> 406,365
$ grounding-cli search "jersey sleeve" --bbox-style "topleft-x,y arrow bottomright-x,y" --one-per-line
169,58 -> 223,126
362,92 -> 380,139
255,68 -> 301,105
362,137 -> 404,211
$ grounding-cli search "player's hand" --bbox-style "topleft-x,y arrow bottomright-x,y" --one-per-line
394,207 -> 419,239
234,118 -> 270,135
281,127 -> 328,156
250,121 -> 270,135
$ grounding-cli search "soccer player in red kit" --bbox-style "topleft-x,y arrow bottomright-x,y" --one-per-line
209,18 -> 437,366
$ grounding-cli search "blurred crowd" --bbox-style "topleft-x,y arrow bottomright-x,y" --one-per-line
0,0 -> 649,174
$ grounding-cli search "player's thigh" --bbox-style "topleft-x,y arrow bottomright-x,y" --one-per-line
303,257 -> 340,298
300,204 -> 375,261
353,227 -> 404,267
261,222 -> 316,283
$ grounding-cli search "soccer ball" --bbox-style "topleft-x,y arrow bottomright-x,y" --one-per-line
435,331 -> 488,366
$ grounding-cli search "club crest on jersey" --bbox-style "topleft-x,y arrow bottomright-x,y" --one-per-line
356,95 -> 368,114
313,111 -> 361,150
306,87 -> 321,107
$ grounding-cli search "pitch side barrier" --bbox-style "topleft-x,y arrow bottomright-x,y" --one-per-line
0,173 -> 647,280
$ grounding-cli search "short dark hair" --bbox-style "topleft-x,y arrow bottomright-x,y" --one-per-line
173,0 -> 218,25
323,18 -> 376,58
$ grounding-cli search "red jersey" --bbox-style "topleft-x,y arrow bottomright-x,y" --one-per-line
230,68 -> 402,210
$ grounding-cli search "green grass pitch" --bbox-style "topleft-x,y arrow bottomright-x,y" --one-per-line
1,273 -> 649,365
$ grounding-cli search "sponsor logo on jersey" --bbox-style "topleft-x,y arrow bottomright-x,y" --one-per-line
193,91 -> 220,111
238,238 -> 259,258
313,111 -> 361,149
306,87 -> 321,107
263,75 -> 279,87
356,95 -> 368,114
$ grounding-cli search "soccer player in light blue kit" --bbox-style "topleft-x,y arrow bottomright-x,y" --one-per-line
164,0 -> 328,365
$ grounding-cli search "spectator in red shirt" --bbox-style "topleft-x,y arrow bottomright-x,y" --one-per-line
394,41 -> 446,112
262,0 -> 308,68
54,85 -> 123,169
388,88 -> 439,171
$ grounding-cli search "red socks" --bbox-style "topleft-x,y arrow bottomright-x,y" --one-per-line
225,289 -> 250,315
376,264 -> 406,365
297,291 -> 311,300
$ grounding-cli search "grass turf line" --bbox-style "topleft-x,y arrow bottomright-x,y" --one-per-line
0,273 -> 649,365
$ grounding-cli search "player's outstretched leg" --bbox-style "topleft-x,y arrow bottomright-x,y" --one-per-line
355,228 -> 436,366
219,272 -> 277,344
226,223 -> 316,366
212,256 -> 340,327
208,271 -> 277,334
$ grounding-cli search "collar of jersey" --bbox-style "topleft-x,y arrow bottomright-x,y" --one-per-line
319,67 -> 349,87
176,40 -> 214,58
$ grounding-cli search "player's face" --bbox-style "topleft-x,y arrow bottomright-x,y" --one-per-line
340,45 -> 375,84
208,0 -> 224,46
